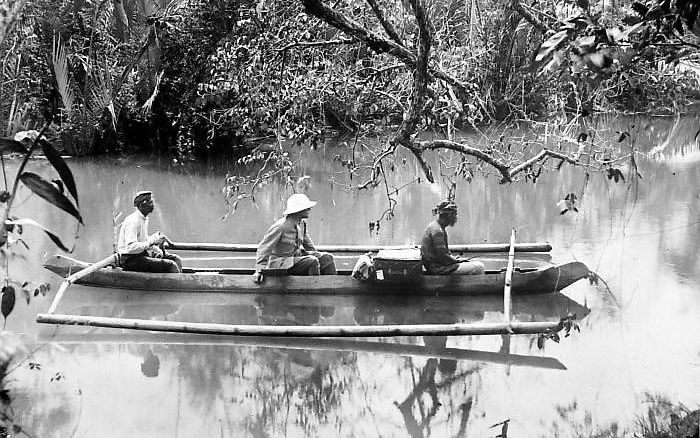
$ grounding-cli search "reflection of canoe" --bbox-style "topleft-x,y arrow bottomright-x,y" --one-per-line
54,287 -> 590,324
45,256 -> 590,295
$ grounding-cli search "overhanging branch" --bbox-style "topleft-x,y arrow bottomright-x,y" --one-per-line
418,139 -> 511,182
300,0 -> 474,97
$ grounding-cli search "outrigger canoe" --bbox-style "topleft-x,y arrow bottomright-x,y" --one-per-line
44,255 -> 590,296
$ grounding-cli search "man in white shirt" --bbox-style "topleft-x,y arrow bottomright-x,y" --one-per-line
117,190 -> 182,273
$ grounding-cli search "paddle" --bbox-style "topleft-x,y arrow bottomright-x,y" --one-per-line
46,253 -> 119,314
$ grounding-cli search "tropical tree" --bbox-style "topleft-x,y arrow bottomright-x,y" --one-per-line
222,0 -> 698,216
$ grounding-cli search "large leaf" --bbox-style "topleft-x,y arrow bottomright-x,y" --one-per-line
535,30 -> 570,63
5,218 -> 72,252
1,285 -> 15,320
40,140 -> 79,206
19,172 -> 83,224
533,28 -> 573,73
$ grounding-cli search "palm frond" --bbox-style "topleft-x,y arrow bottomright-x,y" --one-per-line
141,70 -> 164,115
51,33 -> 76,118
85,61 -> 115,131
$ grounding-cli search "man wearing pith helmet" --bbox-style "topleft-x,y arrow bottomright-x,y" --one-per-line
420,200 -> 485,275
117,190 -> 182,273
253,193 -> 336,284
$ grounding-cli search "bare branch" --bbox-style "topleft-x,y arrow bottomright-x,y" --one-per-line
405,143 -> 434,182
418,139 -> 511,182
509,149 -> 579,177
365,0 -> 404,46
357,143 -> 396,189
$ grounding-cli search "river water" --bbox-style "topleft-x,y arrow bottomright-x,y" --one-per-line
3,115 -> 699,437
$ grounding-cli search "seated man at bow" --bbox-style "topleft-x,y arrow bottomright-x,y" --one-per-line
420,200 -> 485,275
253,193 -> 336,284
118,190 -> 182,273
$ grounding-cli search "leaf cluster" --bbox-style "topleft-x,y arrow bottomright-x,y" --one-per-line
1,130 -> 80,321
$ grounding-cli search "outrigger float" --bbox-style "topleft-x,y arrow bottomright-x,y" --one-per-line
36,231 -> 590,337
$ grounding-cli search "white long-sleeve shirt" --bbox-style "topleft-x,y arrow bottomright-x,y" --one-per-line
118,210 -> 155,254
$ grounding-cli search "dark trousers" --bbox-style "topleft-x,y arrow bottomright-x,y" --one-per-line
121,252 -> 182,273
287,251 -> 337,276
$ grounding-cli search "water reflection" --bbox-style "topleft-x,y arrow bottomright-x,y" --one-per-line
26,291 -> 582,435
140,349 -> 160,378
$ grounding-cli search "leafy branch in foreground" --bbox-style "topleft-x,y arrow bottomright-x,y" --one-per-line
0,126 -> 80,435
1,126 -> 82,251
0,124 -> 81,329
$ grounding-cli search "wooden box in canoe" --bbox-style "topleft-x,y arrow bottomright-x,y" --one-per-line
44,256 -> 590,296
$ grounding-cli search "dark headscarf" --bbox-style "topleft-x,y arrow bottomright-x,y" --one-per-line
433,200 -> 457,215
133,190 -> 153,207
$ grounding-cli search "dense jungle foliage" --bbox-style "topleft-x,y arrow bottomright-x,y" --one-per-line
0,0 -> 698,157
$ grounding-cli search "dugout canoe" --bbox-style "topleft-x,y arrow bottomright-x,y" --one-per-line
44,256 -> 590,296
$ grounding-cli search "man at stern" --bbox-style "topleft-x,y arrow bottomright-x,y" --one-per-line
118,190 -> 182,273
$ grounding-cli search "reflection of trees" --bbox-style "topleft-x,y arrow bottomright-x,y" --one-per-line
545,393 -> 699,437
396,355 -> 480,438
656,174 -> 700,282
241,355 -> 352,436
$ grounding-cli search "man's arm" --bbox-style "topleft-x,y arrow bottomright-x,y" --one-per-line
253,221 -> 285,284
255,221 -> 284,269
301,220 -> 316,251
431,228 -> 460,265
120,217 -> 155,254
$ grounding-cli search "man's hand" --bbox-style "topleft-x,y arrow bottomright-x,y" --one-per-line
148,246 -> 164,258
253,271 -> 264,284
148,232 -> 167,246
162,235 -> 174,247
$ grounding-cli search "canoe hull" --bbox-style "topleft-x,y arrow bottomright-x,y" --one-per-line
44,260 -> 590,295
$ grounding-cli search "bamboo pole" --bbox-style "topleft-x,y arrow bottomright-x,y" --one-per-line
504,229 -> 516,323
46,253 -> 118,314
167,242 -> 551,253
180,255 -> 361,262
36,313 -> 563,336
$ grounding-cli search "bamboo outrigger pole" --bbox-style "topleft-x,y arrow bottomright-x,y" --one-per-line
167,242 -> 552,253
503,229 -> 516,323
35,313 -> 564,337
46,253 -> 118,314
